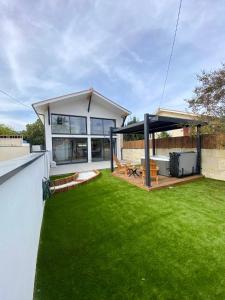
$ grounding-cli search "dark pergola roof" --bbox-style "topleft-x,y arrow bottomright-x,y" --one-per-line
113,114 -> 206,134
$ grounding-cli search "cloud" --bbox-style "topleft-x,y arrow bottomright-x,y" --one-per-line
0,0 -> 225,130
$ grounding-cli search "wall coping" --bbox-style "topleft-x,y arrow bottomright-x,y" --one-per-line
0,153 -> 45,186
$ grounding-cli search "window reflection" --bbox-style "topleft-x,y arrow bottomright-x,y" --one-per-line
91,138 -> 116,161
51,114 -> 87,134
91,118 -> 115,135
52,138 -> 88,164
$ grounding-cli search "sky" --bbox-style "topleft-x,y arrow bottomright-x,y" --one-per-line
1,0 -> 225,130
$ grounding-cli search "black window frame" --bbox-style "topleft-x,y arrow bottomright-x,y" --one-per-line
51,113 -> 87,135
52,137 -> 88,165
91,137 -> 116,162
90,117 -> 116,135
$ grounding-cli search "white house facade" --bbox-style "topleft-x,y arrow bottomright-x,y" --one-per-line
32,89 -> 131,167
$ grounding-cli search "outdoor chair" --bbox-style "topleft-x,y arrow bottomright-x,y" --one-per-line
113,155 -> 131,175
140,160 -> 159,184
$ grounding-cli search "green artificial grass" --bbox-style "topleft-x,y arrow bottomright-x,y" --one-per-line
34,171 -> 225,300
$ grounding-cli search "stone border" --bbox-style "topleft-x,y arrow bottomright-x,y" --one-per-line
51,170 -> 100,193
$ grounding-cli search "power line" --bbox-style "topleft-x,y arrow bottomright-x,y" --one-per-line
159,0 -> 183,108
0,89 -> 32,109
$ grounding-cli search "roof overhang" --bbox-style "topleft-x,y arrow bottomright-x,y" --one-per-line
155,107 -> 198,119
113,115 -> 207,134
32,88 -> 131,117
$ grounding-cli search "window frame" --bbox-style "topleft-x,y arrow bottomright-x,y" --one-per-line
51,113 -> 87,135
52,137 -> 88,165
90,117 -> 116,136
91,137 -> 117,162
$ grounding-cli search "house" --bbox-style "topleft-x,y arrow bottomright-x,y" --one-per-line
0,135 -> 30,161
155,108 -> 198,137
32,89 -> 131,170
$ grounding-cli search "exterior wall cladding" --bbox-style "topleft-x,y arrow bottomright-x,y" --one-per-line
44,96 -> 125,164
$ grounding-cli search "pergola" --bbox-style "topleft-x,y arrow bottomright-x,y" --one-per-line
110,113 -> 206,187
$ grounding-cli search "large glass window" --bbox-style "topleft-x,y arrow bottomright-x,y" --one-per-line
51,114 -> 87,134
52,115 -> 70,134
90,118 -> 104,135
70,116 -> 87,134
91,138 -> 116,161
103,119 -> 115,135
52,138 -> 88,164
90,118 -> 115,135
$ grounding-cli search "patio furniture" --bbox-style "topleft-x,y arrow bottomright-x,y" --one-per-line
140,160 -> 159,184
128,166 -> 140,177
113,155 -> 130,175
141,155 -> 170,176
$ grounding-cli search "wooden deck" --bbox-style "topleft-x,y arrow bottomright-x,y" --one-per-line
112,171 -> 203,191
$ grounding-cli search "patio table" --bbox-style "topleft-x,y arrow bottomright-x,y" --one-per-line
128,166 -> 140,177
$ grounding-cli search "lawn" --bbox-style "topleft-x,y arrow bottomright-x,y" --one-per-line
34,170 -> 225,300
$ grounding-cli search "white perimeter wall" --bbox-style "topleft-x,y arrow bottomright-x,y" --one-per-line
122,148 -> 225,181
0,153 -> 49,300
0,145 -> 30,161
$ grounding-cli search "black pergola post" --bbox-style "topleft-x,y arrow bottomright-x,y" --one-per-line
152,132 -> 156,156
144,113 -> 151,187
196,124 -> 202,174
110,127 -> 114,172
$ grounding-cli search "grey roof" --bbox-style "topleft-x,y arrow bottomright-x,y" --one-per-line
114,114 -> 207,134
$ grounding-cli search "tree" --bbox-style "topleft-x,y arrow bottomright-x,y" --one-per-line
186,63 -> 225,133
22,119 -> 45,145
157,131 -> 170,139
0,124 -> 17,135
123,116 -> 144,141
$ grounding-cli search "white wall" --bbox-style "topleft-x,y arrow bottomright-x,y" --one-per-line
122,148 -> 225,181
0,145 -> 30,161
0,153 -> 49,300
44,95 -> 124,161
0,137 -> 23,146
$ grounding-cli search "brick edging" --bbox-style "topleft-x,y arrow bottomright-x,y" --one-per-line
51,173 -> 79,187
52,170 -> 101,193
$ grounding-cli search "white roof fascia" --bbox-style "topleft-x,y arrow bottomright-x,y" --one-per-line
32,89 -> 131,116
32,89 -> 90,108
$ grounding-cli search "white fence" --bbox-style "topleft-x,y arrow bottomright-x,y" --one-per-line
0,152 -> 50,300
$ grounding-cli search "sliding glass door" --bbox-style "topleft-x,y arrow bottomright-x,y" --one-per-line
52,138 -> 88,164
91,139 -> 103,161
71,139 -> 88,163
103,138 -> 110,160
91,138 -> 116,161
